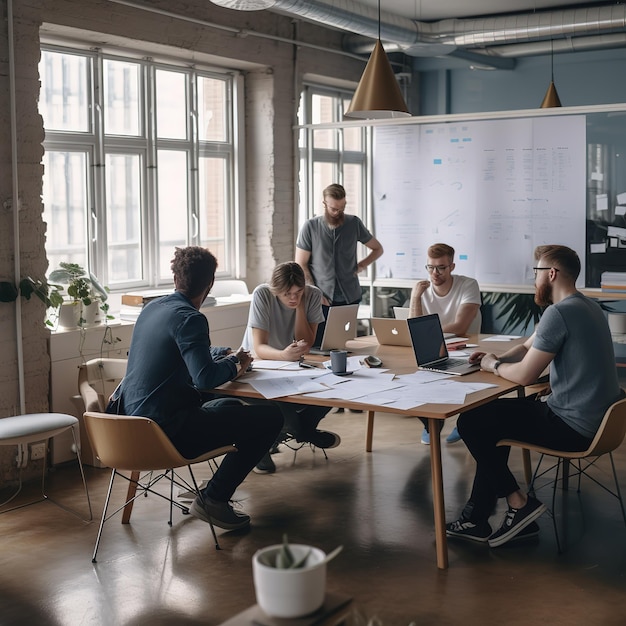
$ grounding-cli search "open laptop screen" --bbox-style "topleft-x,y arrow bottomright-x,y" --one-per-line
407,314 -> 448,366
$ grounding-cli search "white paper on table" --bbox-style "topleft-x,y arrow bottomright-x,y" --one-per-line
445,336 -> 468,345
399,379 -> 469,404
461,382 -> 498,393
244,368 -> 327,382
482,334 -> 521,341
394,371 -> 451,384
250,359 -> 299,370
303,378 -> 404,401
247,376 -> 328,399
447,350 -> 470,357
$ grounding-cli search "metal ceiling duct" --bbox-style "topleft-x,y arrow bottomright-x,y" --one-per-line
212,1 -> 626,59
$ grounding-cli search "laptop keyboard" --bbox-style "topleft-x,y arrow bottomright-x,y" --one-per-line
437,358 -> 467,369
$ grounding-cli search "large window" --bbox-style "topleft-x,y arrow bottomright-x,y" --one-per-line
39,45 -> 243,290
297,85 -> 369,226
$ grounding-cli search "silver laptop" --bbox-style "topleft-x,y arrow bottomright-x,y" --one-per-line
309,304 -> 359,356
407,314 -> 479,376
370,317 -> 412,347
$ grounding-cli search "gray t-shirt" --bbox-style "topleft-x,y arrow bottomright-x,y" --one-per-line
242,284 -> 325,353
296,214 -> 373,304
533,292 -> 621,438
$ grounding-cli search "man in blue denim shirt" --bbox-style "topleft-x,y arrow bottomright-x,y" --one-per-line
109,246 -> 283,530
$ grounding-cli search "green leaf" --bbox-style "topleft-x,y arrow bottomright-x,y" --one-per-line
0,281 -> 19,302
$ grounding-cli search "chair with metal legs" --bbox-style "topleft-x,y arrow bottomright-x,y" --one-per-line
83,410 -> 236,562
0,413 -> 92,521
497,396 -> 626,552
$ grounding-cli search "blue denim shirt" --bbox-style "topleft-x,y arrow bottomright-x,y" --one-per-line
112,291 -> 237,432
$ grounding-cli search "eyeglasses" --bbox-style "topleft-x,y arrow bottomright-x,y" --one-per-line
533,267 -> 559,277
323,201 -> 346,212
425,264 -> 452,274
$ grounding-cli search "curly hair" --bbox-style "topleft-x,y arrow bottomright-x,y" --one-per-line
269,262 -> 305,296
171,246 -> 218,298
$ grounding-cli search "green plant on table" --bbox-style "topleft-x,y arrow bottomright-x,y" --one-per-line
257,535 -> 342,569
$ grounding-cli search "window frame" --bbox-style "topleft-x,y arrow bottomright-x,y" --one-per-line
40,42 -> 245,292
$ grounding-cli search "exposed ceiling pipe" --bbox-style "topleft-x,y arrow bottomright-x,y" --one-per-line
254,0 -> 626,59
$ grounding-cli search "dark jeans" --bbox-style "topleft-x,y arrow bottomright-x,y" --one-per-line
166,398 -> 283,502
457,396 -> 592,523
314,300 -> 361,347
245,398 -> 331,441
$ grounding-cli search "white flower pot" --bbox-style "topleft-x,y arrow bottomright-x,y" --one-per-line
58,302 -> 81,329
252,544 -> 326,618
80,301 -> 100,327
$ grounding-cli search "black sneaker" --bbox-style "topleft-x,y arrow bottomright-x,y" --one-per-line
446,518 -> 492,543
506,521 -> 540,543
253,452 -> 276,474
306,430 -> 341,449
488,495 -> 546,548
189,496 -> 251,530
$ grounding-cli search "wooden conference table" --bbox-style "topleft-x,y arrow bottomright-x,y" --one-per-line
217,334 -> 524,570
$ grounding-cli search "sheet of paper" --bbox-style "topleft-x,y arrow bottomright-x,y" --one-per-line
617,191 -> 626,205
394,371 -> 451,384
247,376 -> 328,399
250,360 -> 301,370
590,242 -> 606,254
302,378 -> 404,401
616,204 -> 626,216
482,334 -> 521,341
596,193 -> 608,212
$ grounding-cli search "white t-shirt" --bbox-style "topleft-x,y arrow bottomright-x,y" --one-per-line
242,284 -> 325,354
421,275 -> 481,331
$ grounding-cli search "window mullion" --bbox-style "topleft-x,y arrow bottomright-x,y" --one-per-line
91,50 -> 108,285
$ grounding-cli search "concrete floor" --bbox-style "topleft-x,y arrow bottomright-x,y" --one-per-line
1,408 -> 625,626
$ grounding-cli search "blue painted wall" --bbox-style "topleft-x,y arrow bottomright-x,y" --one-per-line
419,49 -> 626,115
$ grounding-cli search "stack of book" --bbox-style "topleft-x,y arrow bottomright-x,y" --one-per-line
601,272 -> 626,293
119,290 -> 172,321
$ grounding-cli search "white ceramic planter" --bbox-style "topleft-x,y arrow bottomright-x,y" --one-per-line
58,302 -> 81,329
80,301 -> 101,327
252,544 -> 326,618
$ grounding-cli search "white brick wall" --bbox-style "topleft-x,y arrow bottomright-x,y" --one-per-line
0,0 -> 363,485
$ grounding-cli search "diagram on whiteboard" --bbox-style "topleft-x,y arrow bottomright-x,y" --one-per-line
373,116 -> 586,287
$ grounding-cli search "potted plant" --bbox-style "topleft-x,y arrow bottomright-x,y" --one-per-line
252,535 -> 342,618
48,262 -> 110,328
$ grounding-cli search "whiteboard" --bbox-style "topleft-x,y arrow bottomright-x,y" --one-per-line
373,115 -> 586,287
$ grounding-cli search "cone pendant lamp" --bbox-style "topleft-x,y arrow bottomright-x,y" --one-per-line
344,0 -> 410,119
540,40 -> 562,108
540,81 -> 562,108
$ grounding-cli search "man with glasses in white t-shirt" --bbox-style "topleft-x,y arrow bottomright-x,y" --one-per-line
409,242 -> 481,445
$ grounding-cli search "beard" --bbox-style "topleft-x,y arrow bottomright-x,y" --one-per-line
534,281 -> 553,307
324,208 -> 345,228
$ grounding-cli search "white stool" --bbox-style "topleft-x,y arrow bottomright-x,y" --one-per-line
0,413 -> 92,520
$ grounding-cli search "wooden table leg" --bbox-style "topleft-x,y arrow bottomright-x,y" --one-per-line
365,410 -> 375,452
121,470 -> 140,524
428,418 -> 448,570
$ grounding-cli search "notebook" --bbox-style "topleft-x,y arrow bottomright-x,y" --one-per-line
407,314 -> 480,376
308,304 -> 359,356
370,317 -> 412,347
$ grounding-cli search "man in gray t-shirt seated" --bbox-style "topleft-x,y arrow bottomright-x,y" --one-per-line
446,244 -> 623,548
242,262 -> 339,474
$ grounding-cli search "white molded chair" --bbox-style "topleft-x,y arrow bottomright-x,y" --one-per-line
0,413 -> 92,521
